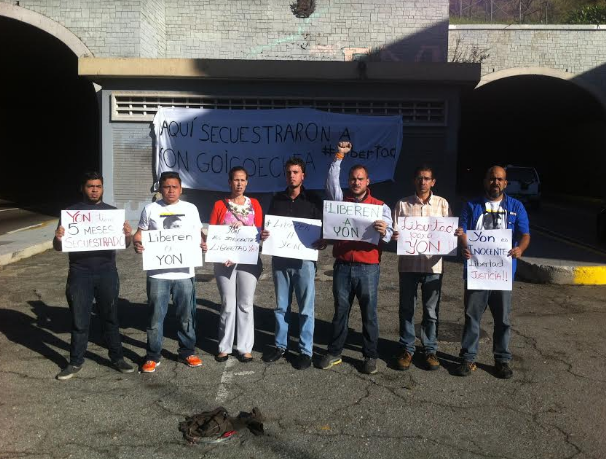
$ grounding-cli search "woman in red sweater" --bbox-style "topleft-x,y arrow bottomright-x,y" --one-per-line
207,166 -> 263,363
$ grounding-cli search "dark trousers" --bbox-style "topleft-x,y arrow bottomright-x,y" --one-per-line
328,262 -> 380,359
66,268 -> 123,366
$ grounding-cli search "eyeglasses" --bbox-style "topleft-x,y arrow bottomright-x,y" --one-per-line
415,176 -> 433,182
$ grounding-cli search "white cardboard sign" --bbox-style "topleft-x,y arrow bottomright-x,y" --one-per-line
205,225 -> 260,265
142,229 -> 202,270
322,200 -> 382,245
261,215 -> 322,261
60,209 -> 126,252
396,216 -> 459,256
466,229 -> 513,291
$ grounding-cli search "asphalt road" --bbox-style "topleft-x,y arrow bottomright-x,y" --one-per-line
0,243 -> 605,458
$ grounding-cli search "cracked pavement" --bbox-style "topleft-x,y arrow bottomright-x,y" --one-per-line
0,246 -> 605,459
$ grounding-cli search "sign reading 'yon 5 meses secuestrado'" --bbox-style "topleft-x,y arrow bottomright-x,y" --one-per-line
322,200 -> 383,245
153,108 -> 403,193
60,209 -> 126,252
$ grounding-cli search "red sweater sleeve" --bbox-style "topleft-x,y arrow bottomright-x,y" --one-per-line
251,198 -> 263,227
209,200 -> 227,225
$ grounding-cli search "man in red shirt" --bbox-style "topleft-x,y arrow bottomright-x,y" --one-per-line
319,142 -> 393,374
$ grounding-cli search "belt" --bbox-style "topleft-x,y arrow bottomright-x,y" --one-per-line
335,261 -> 377,266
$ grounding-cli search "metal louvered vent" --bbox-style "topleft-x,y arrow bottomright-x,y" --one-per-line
112,93 -> 446,125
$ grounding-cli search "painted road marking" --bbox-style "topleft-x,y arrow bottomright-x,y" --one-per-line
216,358 -> 255,403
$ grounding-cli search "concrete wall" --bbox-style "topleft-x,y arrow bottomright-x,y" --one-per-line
2,0 -> 449,62
164,0 -> 448,62
448,25 -> 606,97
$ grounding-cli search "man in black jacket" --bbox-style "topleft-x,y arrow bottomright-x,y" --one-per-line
261,157 -> 324,370
53,171 -> 134,380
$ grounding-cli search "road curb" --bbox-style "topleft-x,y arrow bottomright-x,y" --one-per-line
0,241 -> 53,267
518,258 -> 606,285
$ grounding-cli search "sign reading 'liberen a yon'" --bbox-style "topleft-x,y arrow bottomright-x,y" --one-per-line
262,215 -> 322,261
142,229 -> 202,271
396,216 -> 459,256
205,225 -> 260,265
60,209 -> 126,252
466,229 -> 512,291
322,200 -> 382,245
153,107 -> 403,193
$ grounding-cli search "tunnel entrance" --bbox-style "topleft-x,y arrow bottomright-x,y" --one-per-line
457,75 -> 606,198
0,16 -> 99,210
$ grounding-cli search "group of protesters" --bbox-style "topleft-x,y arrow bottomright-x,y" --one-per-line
53,141 -> 530,381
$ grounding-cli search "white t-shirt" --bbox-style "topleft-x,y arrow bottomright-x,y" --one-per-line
138,199 -> 203,279
475,200 -> 507,230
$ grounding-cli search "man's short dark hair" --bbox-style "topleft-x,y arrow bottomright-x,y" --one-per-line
284,157 -> 306,174
159,171 -> 182,186
349,164 -> 369,177
228,166 -> 248,181
81,171 -> 103,187
413,164 -> 435,179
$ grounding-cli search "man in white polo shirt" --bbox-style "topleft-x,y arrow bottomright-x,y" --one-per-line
133,172 -> 204,373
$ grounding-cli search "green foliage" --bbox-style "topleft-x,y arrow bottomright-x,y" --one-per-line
565,4 -> 606,24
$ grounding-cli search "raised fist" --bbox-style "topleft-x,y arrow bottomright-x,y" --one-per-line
337,141 -> 352,156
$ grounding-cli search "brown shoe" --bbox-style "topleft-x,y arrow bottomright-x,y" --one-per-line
425,353 -> 440,371
395,350 -> 413,371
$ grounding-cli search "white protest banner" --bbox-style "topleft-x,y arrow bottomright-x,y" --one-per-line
396,216 -> 459,256
60,209 -> 126,252
142,229 -> 202,270
261,215 -> 322,261
466,229 -> 513,291
205,225 -> 260,265
322,200 -> 382,245
154,107 -> 403,192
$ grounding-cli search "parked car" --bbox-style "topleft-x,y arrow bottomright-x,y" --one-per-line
597,201 -> 606,241
505,165 -> 541,210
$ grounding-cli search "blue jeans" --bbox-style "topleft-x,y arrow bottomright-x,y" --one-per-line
328,262 -> 380,359
272,258 -> 316,357
460,286 -> 512,363
65,268 -> 123,366
146,277 -> 197,362
398,272 -> 442,355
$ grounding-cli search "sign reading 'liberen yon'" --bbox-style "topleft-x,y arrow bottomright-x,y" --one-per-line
262,215 -> 322,261
205,225 -> 260,265
396,216 -> 459,256
60,209 -> 126,252
322,200 -> 382,245
466,229 -> 512,291
142,229 -> 202,271
153,107 -> 403,192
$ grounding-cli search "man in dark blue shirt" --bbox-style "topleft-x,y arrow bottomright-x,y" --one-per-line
53,172 -> 134,380
456,166 -> 530,379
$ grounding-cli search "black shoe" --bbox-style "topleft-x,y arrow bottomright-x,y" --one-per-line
362,357 -> 378,375
454,361 -> 476,377
318,353 -> 342,370
56,364 -> 82,381
295,354 -> 312,370
262,347 -> 285,363
494,361 -> 513,379
113,359 -> 135,374
215,354 -> 229,363
239,354 -> 253,363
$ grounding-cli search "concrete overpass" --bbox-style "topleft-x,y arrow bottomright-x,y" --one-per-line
448,24 -> 606,197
